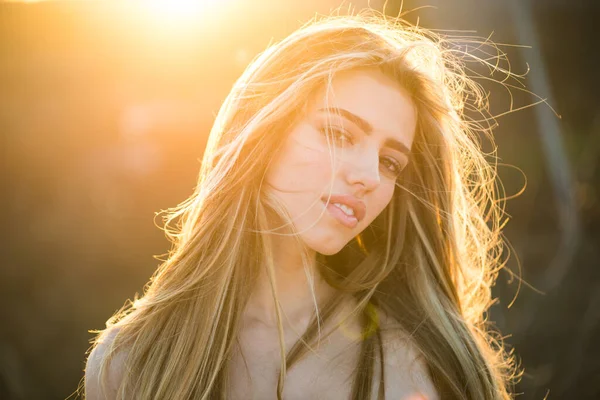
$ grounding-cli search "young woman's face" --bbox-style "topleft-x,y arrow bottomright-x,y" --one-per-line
265,68 -> 417,255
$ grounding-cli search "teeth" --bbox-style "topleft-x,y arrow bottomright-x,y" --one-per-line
333,202 -> 355,217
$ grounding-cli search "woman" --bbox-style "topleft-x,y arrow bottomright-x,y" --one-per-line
84,11 -> 519,400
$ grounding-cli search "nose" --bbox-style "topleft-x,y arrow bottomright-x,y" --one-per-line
344,147 -> 381,193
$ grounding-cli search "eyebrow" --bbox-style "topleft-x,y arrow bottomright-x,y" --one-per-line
317,107 -> 411,156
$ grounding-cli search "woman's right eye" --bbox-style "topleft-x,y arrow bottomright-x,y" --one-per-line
320,126 -> 353,146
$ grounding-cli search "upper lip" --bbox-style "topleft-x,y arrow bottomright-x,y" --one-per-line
321,194 -> 366,222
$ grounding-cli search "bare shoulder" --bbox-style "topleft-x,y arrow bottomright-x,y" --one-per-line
85,327 -> 128,400
377,308 -> 440,400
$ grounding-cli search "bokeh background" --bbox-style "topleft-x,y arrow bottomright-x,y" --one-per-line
1,0 -> 598,399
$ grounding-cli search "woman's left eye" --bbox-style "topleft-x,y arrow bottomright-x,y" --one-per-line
380,156 -> 403,176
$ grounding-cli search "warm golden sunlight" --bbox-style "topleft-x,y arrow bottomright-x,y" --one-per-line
2,0 -> 227,36
140,0 -> 217,26
2,0 -> 596,399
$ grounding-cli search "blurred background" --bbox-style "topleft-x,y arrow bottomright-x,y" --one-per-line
0,0 -> 598,399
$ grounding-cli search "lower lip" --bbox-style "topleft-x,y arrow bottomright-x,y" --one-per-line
323,201 -> 359,229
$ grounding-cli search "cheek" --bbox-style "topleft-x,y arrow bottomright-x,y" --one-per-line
266,128 -> 333,192
366,184 -> 395,223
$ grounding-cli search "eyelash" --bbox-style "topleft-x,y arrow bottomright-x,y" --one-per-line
319,125 -> 404,176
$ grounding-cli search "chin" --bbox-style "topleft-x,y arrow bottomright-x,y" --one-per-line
316,246 -> 344,256
302,233 -> 350,256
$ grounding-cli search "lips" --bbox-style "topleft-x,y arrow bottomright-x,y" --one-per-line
321,193 -> 366,223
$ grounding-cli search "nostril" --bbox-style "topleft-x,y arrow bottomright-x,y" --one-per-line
346,154 -> 381,190
349,171 -> 380,191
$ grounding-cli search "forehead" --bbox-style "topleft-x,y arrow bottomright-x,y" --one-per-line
309,68 -> 417,147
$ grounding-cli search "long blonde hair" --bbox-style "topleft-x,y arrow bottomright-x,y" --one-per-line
86,11 -> 520,400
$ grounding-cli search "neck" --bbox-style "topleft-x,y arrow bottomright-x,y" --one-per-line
243,233 -> 337,332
